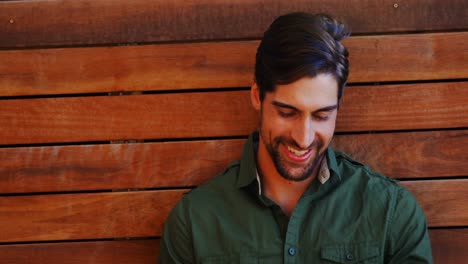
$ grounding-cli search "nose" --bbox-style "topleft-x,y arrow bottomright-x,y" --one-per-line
291,117 -> 315,149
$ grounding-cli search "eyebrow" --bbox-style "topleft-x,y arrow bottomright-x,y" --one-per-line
272,100 -> 338,113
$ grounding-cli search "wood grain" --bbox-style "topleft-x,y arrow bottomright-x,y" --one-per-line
0,91 -> 258,144
0,230 -> 466,264
1,0 -> 467,48
1,82 -> 467,145
332,130 -> 468,179
0,240 -> 158,264
1,32 -> 467,96
1,130 -> 466,194
0,180 -> 466,242
430,229 -> 468,264
336,82 -> 468,132
0,41 -> 256,96
0,139 -> 245,193
0,190 -> 186,243
402,180 -> 468,227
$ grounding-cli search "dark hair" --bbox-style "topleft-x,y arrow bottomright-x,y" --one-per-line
255,12 -> 350,101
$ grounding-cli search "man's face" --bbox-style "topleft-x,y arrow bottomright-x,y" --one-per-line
252,74 -> 339,182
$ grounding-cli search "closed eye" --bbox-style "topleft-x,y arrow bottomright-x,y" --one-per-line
278,110 -> 296,118
313,114 -> 329,121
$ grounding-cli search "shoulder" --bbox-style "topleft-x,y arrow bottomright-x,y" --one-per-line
191,160 -> 241,196
334,150 -> 400,190
333,150 -> 423,212
170,160 -> 242,215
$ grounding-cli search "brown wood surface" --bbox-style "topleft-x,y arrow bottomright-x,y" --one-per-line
1,32 -> 467,96
0,190 -> 186,243
402,180 -> 468,227
1,130 -> 466,194
430,229 -> 468,264
1,0 -> 467,48
1,82 -> 467,145
332,130 -> 468,179
0,91 -> 257,145
0,240 -> 159,264
0,139 -> 245,193
0,180 -> 466,242
0,229 -> 466,264
336,82 -> 468,132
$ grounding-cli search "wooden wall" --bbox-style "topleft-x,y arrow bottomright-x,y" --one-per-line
0,1 -> 467,263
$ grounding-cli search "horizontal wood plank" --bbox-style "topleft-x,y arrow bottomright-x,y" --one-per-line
0,41 -> 256,96
0,139 -> 245,193
0,190 -> 186,243
1,32 -> 467,96
336,82 -> 468,132
0,91 -> 257,144
1,0 -> 467,48
1,130 -> 466,194
402,180 -> 468,227
332,130 -> 468,178
430,229 -> 468,264
1,82 -> 467,144
0,240 -> 158,264
0,180 -> 466,242
0,229 -> 466,264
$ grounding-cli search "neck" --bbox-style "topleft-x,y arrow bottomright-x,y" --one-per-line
257,138 -> 322,217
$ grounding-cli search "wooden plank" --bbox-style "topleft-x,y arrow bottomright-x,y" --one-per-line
0,180 -> 466,242
0,230 -> 466,264
0,91 -> 257,145
1,130 -> 466,194
1,32 -> 467,96
0,190 -> 186,243
0,240 -> 158,264
0,41 -> 256,96
402,180 -> 468,227
1,0 -> 467,48
332,130 -> 468,179
0,139 -> 245,193
1,82 -> 467,145
347,32 -> 468,83
430,229 -> 468,264
336,82 -> 468,132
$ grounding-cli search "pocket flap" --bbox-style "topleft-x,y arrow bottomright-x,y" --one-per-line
321,242 -> 380,263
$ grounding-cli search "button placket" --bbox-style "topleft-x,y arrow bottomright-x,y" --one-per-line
284,202 -> 304,263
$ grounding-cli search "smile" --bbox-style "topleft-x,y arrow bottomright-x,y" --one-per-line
287,145 -> 309,156
284,145 -> 313,162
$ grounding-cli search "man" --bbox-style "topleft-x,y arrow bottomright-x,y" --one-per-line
159,12 -> 432,263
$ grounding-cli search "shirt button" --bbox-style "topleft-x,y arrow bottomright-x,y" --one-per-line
288,247 -> 296,256
346,253 -> 354,261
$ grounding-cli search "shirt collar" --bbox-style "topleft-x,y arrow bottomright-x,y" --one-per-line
236,131 -> 342,189
236,132 -> 259,188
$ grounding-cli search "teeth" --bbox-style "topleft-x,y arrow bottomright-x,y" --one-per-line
287,146 -> 308,156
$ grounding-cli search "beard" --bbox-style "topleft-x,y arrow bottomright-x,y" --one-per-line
261,131 -> 327,182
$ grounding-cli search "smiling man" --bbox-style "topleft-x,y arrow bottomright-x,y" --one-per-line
159,13 -> 433,263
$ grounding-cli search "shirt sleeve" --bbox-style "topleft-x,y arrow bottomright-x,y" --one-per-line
386,187 -> 433,264
158,197 -> 195,264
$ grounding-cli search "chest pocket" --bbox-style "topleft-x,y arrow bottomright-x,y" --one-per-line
321,242 -> 380,263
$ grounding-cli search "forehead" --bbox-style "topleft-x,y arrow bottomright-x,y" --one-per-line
266,74 -> 339,109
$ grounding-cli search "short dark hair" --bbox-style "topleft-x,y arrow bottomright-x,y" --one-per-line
255,12 -> 350,101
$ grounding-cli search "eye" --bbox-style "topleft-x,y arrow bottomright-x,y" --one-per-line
313,114 -> 329,121
278,110 -> 296,118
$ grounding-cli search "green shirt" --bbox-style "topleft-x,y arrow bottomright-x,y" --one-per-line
159,132 -> 433,263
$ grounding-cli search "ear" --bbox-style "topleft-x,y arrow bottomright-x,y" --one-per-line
250,82 -> 261,111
